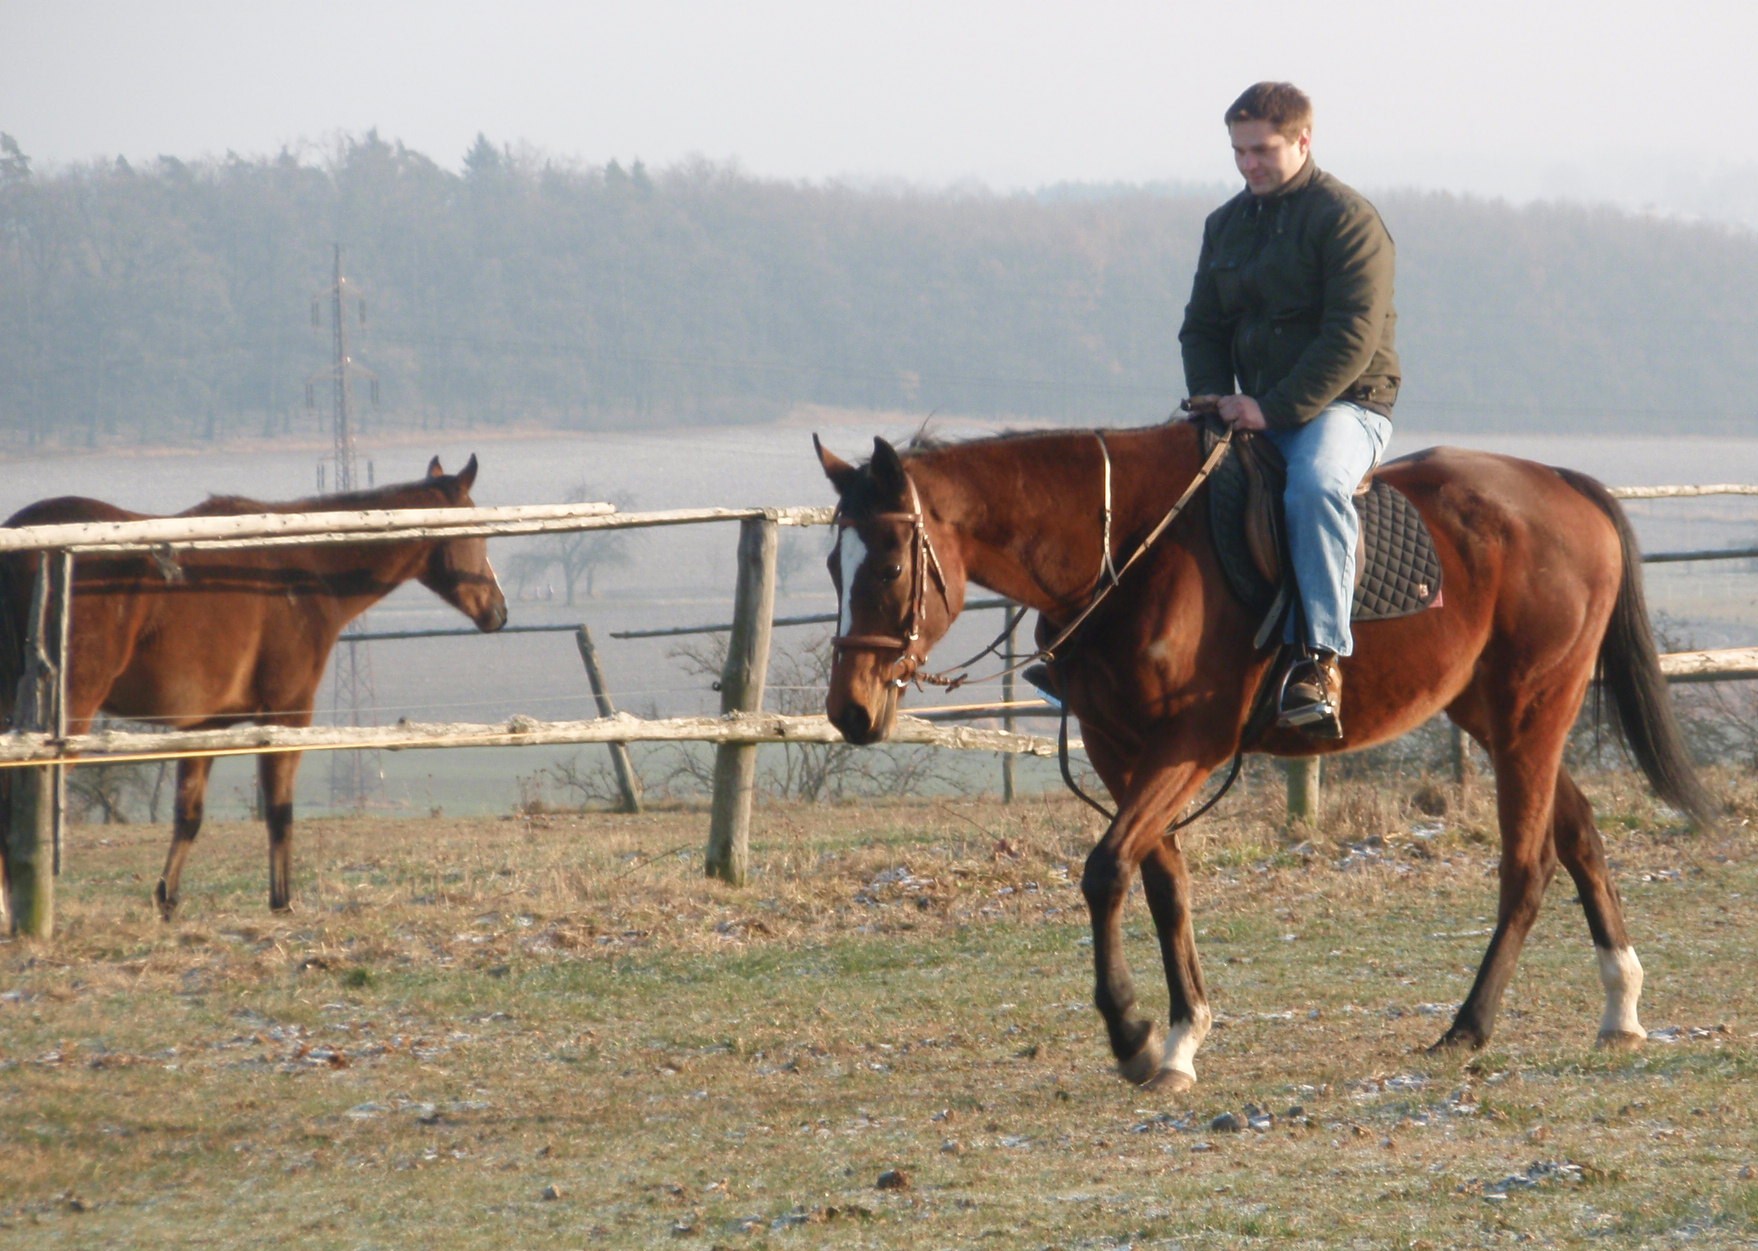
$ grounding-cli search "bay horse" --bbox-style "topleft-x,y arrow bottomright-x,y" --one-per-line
0,456 -> 507,920
816,423 -> 1713,1092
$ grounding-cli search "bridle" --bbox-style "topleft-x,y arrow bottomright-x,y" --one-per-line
829,474 -> 949,689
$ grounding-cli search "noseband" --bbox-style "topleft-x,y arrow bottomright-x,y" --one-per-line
831,475 -> 948,688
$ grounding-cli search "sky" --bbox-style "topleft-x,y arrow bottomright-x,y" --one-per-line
6,0 -> 1758,224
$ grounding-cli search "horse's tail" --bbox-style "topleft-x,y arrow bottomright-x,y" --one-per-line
1555,466 -> 1717,829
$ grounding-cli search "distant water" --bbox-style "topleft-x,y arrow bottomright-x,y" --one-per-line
4,417 -> 1755,817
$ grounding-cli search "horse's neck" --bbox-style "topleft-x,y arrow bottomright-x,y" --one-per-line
255,489 -> 440,612
914,426 -> 1198,613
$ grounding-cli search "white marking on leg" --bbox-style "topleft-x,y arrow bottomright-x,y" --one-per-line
837,532 -> 868,637
1161,1002 -> 1212,1085
1597,945 -> 1644,1039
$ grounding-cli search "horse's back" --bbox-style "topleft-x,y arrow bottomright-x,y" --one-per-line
1378,444 -> 1620,550
5,496 -> 154,529
1374,444 -> 1627,638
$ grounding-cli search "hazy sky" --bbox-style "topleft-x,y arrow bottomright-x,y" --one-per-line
6,0 -> 1757,222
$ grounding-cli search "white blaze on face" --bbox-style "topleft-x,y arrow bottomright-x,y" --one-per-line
837,531 -> 868,637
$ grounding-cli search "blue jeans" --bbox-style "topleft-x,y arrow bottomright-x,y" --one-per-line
1262,400 -> 1393,657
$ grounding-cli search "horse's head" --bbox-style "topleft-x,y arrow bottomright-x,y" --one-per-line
419,455 -> 509,633
815,435 -> 965,745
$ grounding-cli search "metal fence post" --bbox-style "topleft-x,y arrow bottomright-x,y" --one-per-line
705,516 -> 777,885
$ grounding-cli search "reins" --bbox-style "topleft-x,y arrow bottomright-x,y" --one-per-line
917,422 -> 1235,692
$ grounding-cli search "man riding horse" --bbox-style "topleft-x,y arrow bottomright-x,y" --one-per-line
1180,81 -> 1399,739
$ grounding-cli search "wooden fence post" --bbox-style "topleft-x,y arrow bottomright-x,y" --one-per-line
574,624 -> 643,813
6,554 -> 68,938
1450,723 -> 1475,793
1285,755 -> 1321,826
1001,620 -> 1017,803
705,516 -> 777,885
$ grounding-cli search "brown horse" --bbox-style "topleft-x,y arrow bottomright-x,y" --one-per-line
1,456 -> 507,919
816,423 -> 1712,1091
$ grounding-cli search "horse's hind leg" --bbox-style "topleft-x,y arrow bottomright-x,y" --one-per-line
1552,768 -> 1646,1049
156,756 -> 214,920
260,751 -> 303,913
1434,695 -> 1573,1050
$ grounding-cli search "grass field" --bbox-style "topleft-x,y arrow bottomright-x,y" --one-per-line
2,767 -> 1755,1249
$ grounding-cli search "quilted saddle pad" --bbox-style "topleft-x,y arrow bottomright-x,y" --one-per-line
1205,428 -> 1443,623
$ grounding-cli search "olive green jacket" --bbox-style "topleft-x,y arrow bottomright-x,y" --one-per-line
1179,160 -> 1399,428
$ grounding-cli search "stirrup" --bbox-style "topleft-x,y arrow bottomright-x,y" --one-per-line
1022,662 -> 1062,706
1278,697 -> 1342,739
1276,656 -> 1343,739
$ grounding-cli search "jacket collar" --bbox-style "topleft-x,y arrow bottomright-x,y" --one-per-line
1252,157 -> 1318,203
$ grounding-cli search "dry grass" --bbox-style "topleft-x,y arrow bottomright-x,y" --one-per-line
2,767 -> 1755,1249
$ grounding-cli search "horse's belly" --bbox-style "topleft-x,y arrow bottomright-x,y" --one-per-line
100,651 -> 264,729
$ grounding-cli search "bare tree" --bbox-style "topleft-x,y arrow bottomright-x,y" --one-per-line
505,483 -> 639,604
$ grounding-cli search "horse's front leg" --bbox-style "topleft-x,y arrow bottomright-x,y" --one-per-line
260,750 -> 304,912
156,756 -> 214,920
1079,738 -> 1215,1091
1137,841 -> 1211,1091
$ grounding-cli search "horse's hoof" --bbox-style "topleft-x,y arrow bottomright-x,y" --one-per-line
1427,1030 -> 1483,1054
1596,1029 -> 1645,1052
1116,1025 -> 1165,1087
153,881 -> 178,922
1143,1065 -> 1197,1094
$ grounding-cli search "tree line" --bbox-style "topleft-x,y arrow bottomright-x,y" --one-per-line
3,129 -> 1756,450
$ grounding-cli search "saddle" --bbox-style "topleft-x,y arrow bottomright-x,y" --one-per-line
1201,419 -> 1442,646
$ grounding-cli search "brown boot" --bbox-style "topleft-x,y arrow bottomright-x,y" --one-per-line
1279,650 -> 1343,740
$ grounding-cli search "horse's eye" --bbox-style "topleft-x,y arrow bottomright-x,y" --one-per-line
879,563 -> 904,583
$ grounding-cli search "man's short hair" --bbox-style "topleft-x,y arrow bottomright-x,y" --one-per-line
1224,82 -> 1313,140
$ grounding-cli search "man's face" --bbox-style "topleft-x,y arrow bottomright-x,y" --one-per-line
1229,119 -> 1311,196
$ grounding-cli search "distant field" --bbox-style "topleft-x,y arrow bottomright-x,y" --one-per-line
3,771 -> 1755,1249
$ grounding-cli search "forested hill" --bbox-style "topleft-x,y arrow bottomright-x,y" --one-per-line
2,130 -> 1754,450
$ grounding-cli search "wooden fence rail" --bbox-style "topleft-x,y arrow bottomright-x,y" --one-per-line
6,482 -> 1757,937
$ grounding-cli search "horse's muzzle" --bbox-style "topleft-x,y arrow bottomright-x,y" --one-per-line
832,702 -> 881,745
476,601 -> 509,632
828,682 -> 898,745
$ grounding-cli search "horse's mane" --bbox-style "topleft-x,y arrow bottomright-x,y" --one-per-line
187,477 -> 454,518
902,420 -> 1072,454
902,421 -> 1180,456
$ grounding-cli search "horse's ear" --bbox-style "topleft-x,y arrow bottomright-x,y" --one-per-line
814,434 -> 861,497
427,456 -> 445,479
455,454 -> 478,491
871,437 -> 907,500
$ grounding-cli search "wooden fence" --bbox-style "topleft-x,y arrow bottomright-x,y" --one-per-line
5,483 -> 1757,938
0,502 -> 1064,936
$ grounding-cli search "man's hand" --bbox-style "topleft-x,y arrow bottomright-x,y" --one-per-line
1216,394 -> 1268,432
